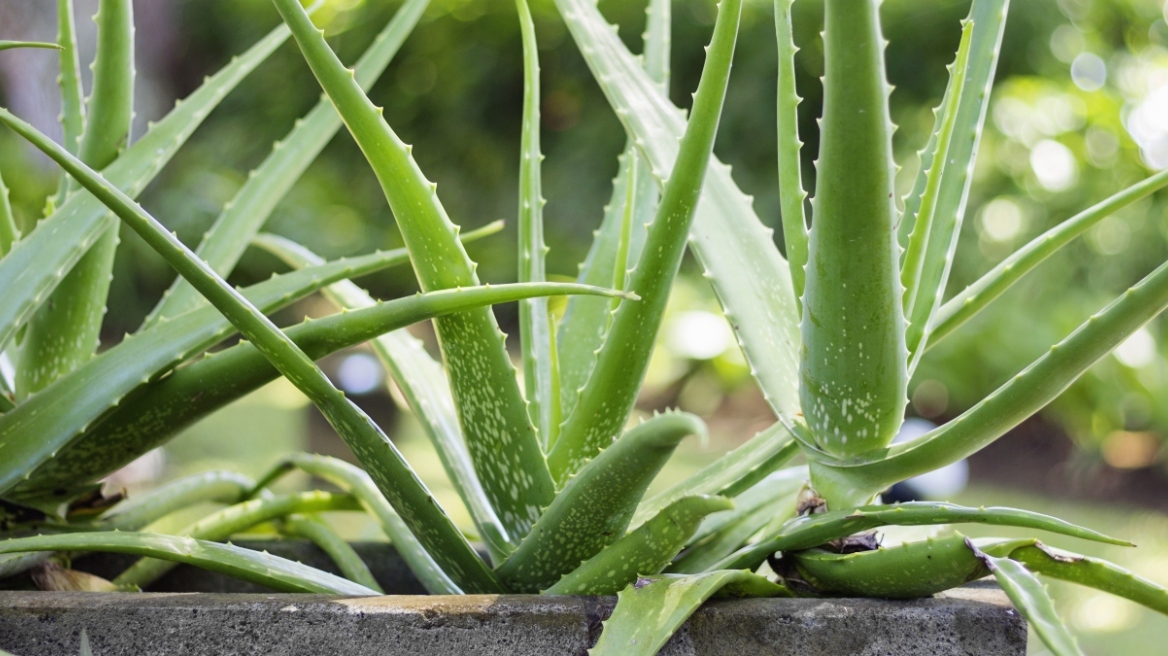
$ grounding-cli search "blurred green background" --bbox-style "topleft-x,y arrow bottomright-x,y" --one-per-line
2,0 -> 1168,652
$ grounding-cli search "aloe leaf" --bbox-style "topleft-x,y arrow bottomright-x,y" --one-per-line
548,0 -> 741,482
969,541 -> 1084,656
254,230 -> 513,562
0,41 -> 63,52
774,0 -> 807,311
514,0 -> 557,448
715,501 -> 1130,572
899,0 -> 1010,364
113,490 -> 361,589
272,0 -> 555,543
17,0 -> 135,399
555,0 -> 669,425
545,495 -> 733,596
632,423 -> 798,528
0,21 -> 291,354
146,0 -> 429,325
56,0 -> 85,160
800,0 -> 906,471
281,514 -> 383,593
5,245 -> 421,497
589,570 -> 789,656
929,167 -> 1168,347
902,20 -> 974,370
78,630 -> 91,656
813,258 -> 1168,499
0,171 -> 15,257
498,412 -> 706,593
0,532 -> 379,595
0,110 -> 502,594
554,0 -> 803,430
257,453 -> 460,593
101,471 -> 256,531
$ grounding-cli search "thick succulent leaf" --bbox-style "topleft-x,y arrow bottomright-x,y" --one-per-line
56,0 -> 85,160
254,229 -> 512,562
273,0 -> 554,543
17,0 -> 135,398
0,171 -> 15,257
555,0 -> 668,425
554,0 -> 802,431
774,0 -> 807,311
801,0 -> 906,469
0,41 -> 62,51
113,491 -> 360,589
969,541 -> 1083,656
0,532 -> 379,595
589,571 -> 789,656
0,110 -> 501,594
632,422 -> 797,529
254,453 -> 461,595
901,20 -> 974,369
545,495 -> 732,596
0,21 -> 291,354
147,0 -> 429,325
100,471 -> 256,530
716,501 -> 1129,572
6,245 -> 419,497
498,412 -> 706,593
929,167 -> 1168,347
548,0 -> 741,482
281,514 -> 383,593
811,258 -> 1168,499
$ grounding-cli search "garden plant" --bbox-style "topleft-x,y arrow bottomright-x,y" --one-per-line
1,0 -> 1168,654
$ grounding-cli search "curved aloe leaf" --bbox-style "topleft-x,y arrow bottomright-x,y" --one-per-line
0,109 -> 501,594
0,41 -> 63,52
6,246 -> 421,497
545,495 -> 732,596
0,532 -> 378,595
56,0 -> 86,164
273,0 -> 554,543
969,540 -> 1084,656
716,501 -> 1129,572
113,491 -> 360,589
774,0 -> 807,311
254,229 -> 513,562
17,0 -> 135,399
147,0 -> 430,325
554,0 -> 803,432
0,171 -> 15,257
281,514 -> 382,593
101,471 -> 256,530
900,0 -> 1009,365
255,453 -> 461,594
498,412 -> 706,593
929,167 -> 1168,347
589,570 -> 789,656
556,0 -> 669,426
0,20 -> 291,354
811,258 -> 1168,499
548,0 -> 742,482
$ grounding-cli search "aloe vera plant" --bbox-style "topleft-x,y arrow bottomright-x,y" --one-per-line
3,0 -> 1168,654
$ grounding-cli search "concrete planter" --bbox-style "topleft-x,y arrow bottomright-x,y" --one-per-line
0,541 -> 1026,656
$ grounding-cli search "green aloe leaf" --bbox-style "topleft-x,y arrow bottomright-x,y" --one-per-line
56,0 -> 85,161
0,532 -> 379,595
554,0 -> 803,432
272,0 -> 555,543
929,167 -> 1168,347
545,495 -> 733,596
101,471 -> 256,531
589,570 -> 789,656
0,109 -> 502,594
0,41 -> 62,52
146,0 -> 429,325
0,171 -> 15,257
113,491 -> 361,589
774,0 -> 807,311
281,514 -> 383,593
498,412 -> 706,593
555,0 -> 668,427
969,541 -> 1084,656
254,230 -> 513,562
18,0 -> 135,399
254,453 -> 461,595
0,20 -> 292,354
899,0 -> 1010,364
548,0 -> 741,482
716,501 -> 1130,572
